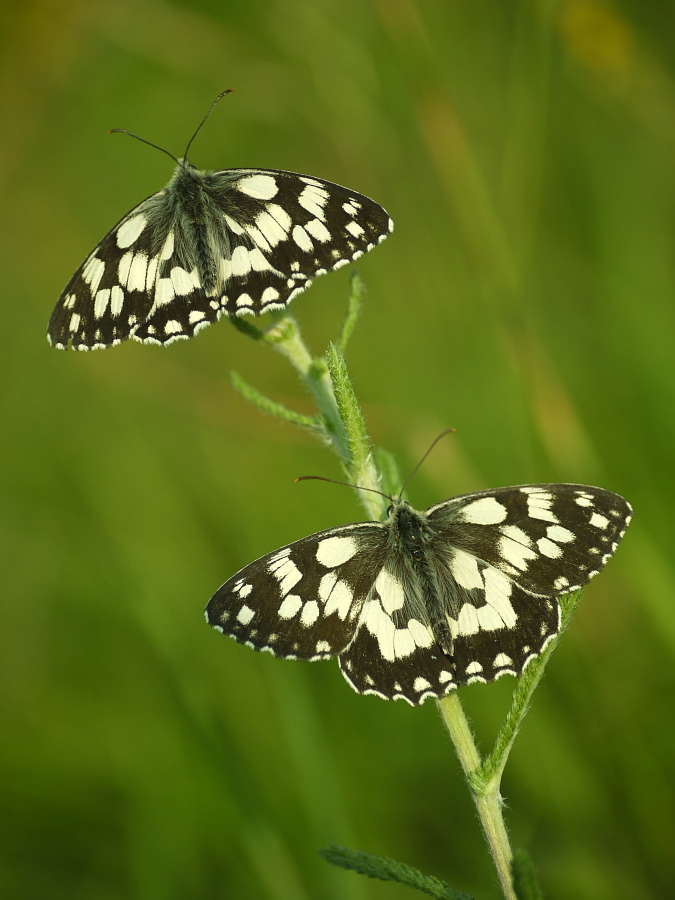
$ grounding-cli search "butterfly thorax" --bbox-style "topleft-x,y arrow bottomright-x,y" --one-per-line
147,160 -> 247,295
386,500 -> 433,559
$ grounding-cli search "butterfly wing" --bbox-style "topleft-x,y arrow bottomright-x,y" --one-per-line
48,192 -> 169,350
427,484 -> 632,595
49,165 -> 392,350
415,483 -> 632,688
336,557 -> 460,705
197,167 -> 394,319
206,522 -> 388,661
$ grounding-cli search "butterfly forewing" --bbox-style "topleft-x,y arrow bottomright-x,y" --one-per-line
207,484 -> 632,706
428,484 -> 632,595
49,162 -> 393,350
206,523 -> 388,660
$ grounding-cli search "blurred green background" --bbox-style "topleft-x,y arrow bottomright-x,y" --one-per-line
1,1 -> 673,898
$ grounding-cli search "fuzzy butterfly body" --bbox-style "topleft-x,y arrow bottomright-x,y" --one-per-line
48,158 -> 392,350
206,484 -> 632,705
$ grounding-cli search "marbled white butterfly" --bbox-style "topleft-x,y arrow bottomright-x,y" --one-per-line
48,91 -> 393,351
206,484 -> 631,705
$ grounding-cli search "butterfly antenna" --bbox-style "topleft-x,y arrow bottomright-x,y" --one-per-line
183,88 -> 235,161
398,428 -> 456,498
107,128 -> 179,165
296,475 -> 393,503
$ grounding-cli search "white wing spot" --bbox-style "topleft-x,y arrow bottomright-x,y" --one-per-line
128,253 -> 149,292
224,215 -> 246,235
292,224 -> 314,253
268,555 -> 302,594
319,572 -> 353,619
278,594 -> 302,619
316,536 -> 358,567
254,205 -> 293,246
300,601 -> 320,627
493,652 -> 513,668
574,495 -> 594,508
237,605 -> 255,625
456,604 -> 480,636
589,512 -> 610,530
408,619 -> 434,648
361,599 -> 396,661
465,661 -> 483,675
236,173 -> 279,200
537,537 -> 563,559
155,278 -> 174,307
304,218 -> 332,243
393,629 -> 415,658
483,569 -> 516,626
298,184 -> 330,218
82,255 -> 106,293
261,286 -> 281,305
145,255 -> 159,289
230,246 -> 253,277
461,497 -> 508,524
449,549 -> 483,590
547,525 -> 575,543
116,214 -> 147,248
374,569 -> 406,613
94,289 -> 110,319
110,285 -> 124,316
170,266 -> 198,296
498,532 -> 537,571
525,491 -> 560,523
413,677 -> 432,692
159,231 -> 174,260
345,220 -> 365,238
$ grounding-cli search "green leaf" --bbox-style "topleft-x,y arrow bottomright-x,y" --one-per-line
511,848 -> 544,900
319,845 -> 478,900
229,371 -> 322,433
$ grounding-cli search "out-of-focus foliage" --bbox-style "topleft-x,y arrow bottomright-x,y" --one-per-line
1,2 -> 672,898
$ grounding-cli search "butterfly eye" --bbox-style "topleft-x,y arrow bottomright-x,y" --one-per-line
386,504 -> 395,516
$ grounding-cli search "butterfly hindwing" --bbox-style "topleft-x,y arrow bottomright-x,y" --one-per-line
48,163 -> 393,350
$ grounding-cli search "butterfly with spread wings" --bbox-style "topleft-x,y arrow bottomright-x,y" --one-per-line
206,483 -> 632,705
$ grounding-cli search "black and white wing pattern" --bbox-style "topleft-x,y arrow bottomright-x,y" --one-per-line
206,484 -> 632,705
48,161 -> 392,350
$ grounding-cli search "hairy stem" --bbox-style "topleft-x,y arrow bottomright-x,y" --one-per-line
438,693 -> 517,900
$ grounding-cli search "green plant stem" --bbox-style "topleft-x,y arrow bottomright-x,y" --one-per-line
230,291 -> 560,899
438,693 -> 517,900
265,315 -> 350,455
